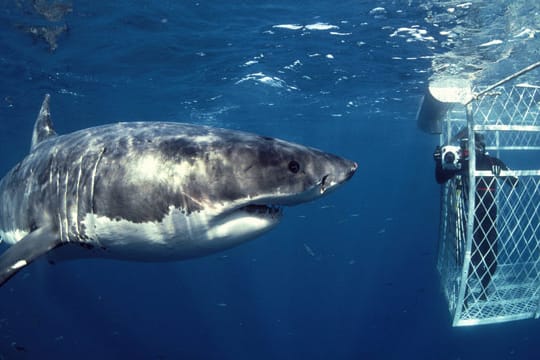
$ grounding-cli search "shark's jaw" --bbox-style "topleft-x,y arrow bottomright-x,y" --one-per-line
205,178 -> 333,245
208,163 -> 357,243
205,203 -> 284,247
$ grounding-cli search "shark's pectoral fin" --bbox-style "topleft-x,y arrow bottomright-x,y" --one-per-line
0,226 -> 61,287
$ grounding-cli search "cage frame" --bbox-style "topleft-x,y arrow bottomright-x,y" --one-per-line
436,83 -> 540,326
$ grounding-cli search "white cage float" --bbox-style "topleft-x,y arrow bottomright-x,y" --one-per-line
418,62 -> 540,326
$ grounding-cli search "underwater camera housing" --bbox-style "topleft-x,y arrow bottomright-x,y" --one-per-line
441,145 -> 462,170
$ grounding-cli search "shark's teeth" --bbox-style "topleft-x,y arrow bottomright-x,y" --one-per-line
243,204 -> 283,217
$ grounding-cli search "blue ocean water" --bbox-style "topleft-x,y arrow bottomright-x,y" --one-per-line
0,1 -> 539,359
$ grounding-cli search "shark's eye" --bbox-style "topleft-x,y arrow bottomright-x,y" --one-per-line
288,160 -> 300,173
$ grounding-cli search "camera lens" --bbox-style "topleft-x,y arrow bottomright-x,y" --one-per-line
444,152 -> 455,164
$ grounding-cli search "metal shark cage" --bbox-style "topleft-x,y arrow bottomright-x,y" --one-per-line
418,61 -> 540,326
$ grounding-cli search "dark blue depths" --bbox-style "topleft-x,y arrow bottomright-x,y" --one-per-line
1,1 -> 540,359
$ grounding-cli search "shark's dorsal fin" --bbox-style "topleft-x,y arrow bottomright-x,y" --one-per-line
31,94 -> 57,151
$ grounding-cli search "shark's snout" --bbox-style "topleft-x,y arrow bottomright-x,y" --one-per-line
320,160 -> 357,194
346,161 -> 358,181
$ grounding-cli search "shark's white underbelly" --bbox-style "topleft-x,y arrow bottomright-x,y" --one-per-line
80,206 -> 278,261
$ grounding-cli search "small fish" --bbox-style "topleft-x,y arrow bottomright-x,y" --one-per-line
303,243 -> 316,257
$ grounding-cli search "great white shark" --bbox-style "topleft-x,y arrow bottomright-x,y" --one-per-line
0,95 -> 357,287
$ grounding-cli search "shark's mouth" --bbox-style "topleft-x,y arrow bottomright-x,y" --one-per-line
229,176 -> 341,220
241,204 -> 283,217
233,182 -> 325,218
